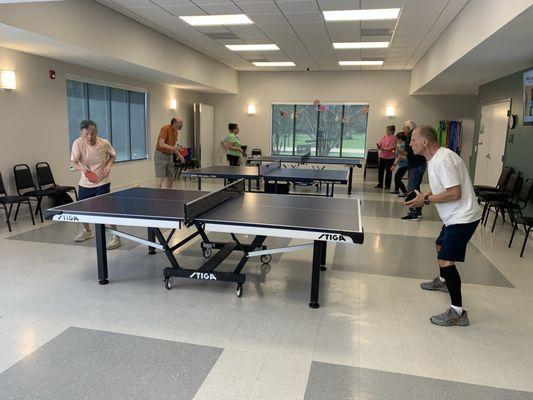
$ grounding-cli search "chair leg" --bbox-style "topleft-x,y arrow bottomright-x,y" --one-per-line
364,167 -> 367,180
14,202 -> 21,220
520,225 -> 531,258
27,200 -> 35,225
509,223 -> 517,248
491,209 -> 499,233
73,189 -> 78,201
36,197 -> 44,223
2,203 -> 11,232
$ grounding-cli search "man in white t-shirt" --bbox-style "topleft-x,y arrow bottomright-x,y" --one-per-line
406,125 -> 482,327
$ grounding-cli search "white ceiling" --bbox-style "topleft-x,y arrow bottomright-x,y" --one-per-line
94,0 -> 469,72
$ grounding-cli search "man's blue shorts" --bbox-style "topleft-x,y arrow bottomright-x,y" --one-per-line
436,220 -> 480,262
78,183 -> 111,201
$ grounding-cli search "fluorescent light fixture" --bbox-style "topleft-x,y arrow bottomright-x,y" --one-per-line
170,99 -> 177,110
0,70 -> 16,90
179,14 -> 253,26
333,42 -> 389,49
247,104 -> 256,115
339,60 -> 383,66
324,8 -> 400,21
386,106 -> 395,117
253,62 -> 295,67
226,44 -> 279,51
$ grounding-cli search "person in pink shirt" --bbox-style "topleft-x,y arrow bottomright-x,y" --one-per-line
70,120 -> 121,250
375,125 -> 397,190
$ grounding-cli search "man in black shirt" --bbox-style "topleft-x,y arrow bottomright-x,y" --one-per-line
401,121 -> 427,220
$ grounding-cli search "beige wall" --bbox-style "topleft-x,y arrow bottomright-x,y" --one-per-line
204,71 -> 477,166
0,46 -> 208,193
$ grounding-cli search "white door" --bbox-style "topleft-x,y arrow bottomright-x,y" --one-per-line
198,103 -> 215,167
474,100 -> 509,186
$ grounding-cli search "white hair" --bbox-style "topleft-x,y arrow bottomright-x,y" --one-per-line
403,120 -> 416,130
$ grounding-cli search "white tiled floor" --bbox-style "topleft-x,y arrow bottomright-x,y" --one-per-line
1,174 -> 533,399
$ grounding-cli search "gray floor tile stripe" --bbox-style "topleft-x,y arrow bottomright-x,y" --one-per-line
0,327 -> 222,400
332,232 -> 513,288
304,361 -> 533,400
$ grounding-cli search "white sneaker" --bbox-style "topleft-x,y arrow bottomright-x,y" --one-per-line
74,228 -> 93,242
106,234 -> 122,250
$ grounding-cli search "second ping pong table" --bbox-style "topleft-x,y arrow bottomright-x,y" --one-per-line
247,153 -> 363,195
46,180 -> 364,308
182,160 -> 349,197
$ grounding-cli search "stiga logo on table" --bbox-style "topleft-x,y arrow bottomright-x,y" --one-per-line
318,233 -> 346,242
190,272 -> 217,280
57,215 -> 79,222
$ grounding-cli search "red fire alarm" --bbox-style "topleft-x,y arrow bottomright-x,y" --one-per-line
49,69 -> 56,79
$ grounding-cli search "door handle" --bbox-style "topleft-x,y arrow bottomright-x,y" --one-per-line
486,154 -> 491,159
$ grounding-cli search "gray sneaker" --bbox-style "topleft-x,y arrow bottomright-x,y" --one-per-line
106,234 -> 122,250
420,276 -> 449,292
430,308 -> 469,327
74,228 -> 93,242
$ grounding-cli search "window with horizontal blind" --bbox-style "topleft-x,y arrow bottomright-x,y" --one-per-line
271,102 -> 368,158
66,79 -> 148,162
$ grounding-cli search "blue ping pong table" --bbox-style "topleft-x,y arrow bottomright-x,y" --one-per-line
46,180 -> 364,308
247,154 -> 363,195
182,160 -> 349,197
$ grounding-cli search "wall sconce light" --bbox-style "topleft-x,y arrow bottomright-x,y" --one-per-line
170,98 -> 177,110
0,70 -> 16,90
386,106 -> 395,117
247,103 -> 256,115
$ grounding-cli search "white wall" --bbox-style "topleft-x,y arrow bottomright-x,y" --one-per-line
0,46 -> 209,193
204,71 -> 477,166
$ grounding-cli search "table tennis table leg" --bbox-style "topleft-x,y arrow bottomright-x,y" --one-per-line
320,241 -> 327,271
198,177 -> 202,191
309,240 -> 324,308
348,167 -> 353,195
148,228 -> 156,255
95,224 -> 109,285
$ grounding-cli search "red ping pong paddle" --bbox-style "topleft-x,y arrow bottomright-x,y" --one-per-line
84,170 -> 99,183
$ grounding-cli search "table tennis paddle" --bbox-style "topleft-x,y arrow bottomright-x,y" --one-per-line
404,191 -> 417,203
84,170 -> 99,183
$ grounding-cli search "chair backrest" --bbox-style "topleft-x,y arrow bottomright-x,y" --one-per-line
13,164 -> 36,194
366,149 -> 379,165
504,173 -> 521,195
251,148 -> 262,157
497,167 -> 513,189
0,172 -> 7,197
517,179 -> 533,205
36,162 -> 55,188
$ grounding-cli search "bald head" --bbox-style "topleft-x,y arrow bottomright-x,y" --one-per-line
171,117 -> 183,131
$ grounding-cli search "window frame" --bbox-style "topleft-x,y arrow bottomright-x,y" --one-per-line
270,101 -> 369,158
65,75 -> 150,163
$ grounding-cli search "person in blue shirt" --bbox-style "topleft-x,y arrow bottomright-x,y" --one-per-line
391,132 -> 408,196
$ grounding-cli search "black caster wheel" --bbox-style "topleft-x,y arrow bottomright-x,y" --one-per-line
260,254 -> 272,264
236,284 -> 243,298
260,263 -> 271,274
202,248 -> 212,258
164,277 -> 173,290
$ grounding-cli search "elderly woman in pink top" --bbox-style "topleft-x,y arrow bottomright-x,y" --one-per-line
375,125 -> 397,190
70,120 -> 121,250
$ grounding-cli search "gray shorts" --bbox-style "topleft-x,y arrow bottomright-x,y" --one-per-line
154,150 -> 174,178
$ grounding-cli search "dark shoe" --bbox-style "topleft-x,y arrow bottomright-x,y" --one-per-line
420,277 -> 449,292
398,193 -> 407,198
390,190 -> 399,194
430,308 -> 469,327
401,214 -> 419,221
374,185 -> 383,189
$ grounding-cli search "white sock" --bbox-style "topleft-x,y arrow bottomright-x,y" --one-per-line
438,276 -> 445,283
451,305 -> 463,315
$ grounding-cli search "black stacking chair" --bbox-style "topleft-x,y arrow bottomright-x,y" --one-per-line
0,171 -> 35,232
474,167 -> 513,196
36,162 -> 78,200
485,178 -> 532,232
504,179 -> 533,257
364,149 -> 379,180
478,172 -> 521,225
13,164 -> 57,223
